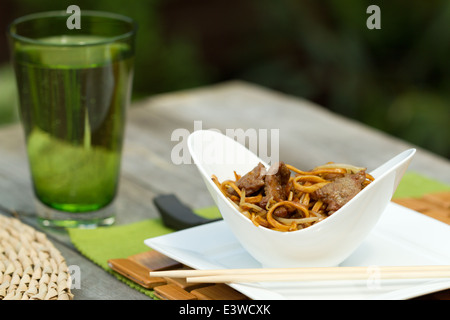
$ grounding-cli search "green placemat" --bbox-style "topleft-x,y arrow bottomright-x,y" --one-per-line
393,171 -> 450,198
67,206 -> 220,299
68,171 -> 450,298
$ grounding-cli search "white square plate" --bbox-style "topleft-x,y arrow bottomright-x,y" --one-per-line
144,202 -> 450,300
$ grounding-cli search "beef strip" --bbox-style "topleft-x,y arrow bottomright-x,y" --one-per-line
260,162 -> 292,218
236,162 -> 266,195
311,170 -> 366,213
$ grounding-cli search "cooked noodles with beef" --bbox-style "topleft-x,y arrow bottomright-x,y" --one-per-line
212,161 -> 374,232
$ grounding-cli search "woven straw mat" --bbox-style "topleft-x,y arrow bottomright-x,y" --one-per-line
0,215 -> 74,300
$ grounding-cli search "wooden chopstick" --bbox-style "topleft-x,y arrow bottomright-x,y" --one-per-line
149,265 -> 450,283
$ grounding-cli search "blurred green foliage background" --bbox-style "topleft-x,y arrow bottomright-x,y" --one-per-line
1,0 -> 449,158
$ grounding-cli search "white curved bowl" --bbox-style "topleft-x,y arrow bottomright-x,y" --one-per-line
188,130 -> 416,268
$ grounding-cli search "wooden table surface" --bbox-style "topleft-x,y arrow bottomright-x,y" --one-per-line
0,80 -> 449,300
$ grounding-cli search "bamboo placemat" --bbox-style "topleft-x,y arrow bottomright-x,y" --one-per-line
108,250 -> 248,300
0,215 -> 74,300
109,191 -> 450,300
393,191 -> 450,300
392,191 -> 450,225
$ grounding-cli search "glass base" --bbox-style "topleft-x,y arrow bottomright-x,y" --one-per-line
36,200 -> 116,228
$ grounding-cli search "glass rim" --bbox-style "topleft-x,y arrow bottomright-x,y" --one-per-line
7,10 -> 137,47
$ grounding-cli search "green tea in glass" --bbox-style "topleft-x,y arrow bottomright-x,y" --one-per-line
8,11 -> 136,228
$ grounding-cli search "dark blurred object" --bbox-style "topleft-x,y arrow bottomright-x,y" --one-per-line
1,0 -> 449,158
0,1 -> 15,62
154,194 -> 221,230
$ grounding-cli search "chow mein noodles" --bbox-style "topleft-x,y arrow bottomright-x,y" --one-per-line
212,162 -> 374,232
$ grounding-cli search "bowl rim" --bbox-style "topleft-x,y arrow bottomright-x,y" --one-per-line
188,129 -> 416,236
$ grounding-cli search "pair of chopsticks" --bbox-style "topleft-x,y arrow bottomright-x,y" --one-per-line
150,265 -> 450,283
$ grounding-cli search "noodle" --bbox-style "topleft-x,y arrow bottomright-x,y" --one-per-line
213,162 -> 374,232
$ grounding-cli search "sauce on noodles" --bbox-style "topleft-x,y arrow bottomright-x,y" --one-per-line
212,162 -> 374,232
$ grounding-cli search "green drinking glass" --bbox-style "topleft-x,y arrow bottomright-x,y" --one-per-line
8,11 -> 136,228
